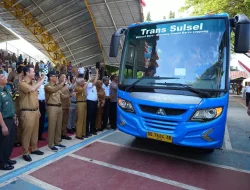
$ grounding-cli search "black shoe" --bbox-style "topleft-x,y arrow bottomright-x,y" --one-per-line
91,132 -> 97,135
23,155 -> 32,162
76,136 -> 84,140
83,135 -> 89,138
49,146 -> 58,152
86,133 -> 92,137
62,135 -> 72,140
0,164 -> 14,170
55,144 -> 66,148
7,159 -> 16,165
38,136 -> 46,141
31,150 -> 44,155
14,142 -> 21,147
99,129 -> 104,131
67,129 -> 74,134
111,126 -> 117,129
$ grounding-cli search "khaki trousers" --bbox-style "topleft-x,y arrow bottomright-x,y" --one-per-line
96,106 -> 103,130
62,109 -> 69,136
76,102 -> 87,138
20,111 -> 39,155
47,106 -> 62,148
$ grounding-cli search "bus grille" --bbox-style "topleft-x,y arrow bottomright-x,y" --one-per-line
140,105 -> 186,115
141,117 -> 178,132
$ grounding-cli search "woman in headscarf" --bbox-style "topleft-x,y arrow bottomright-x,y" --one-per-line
95,80 -> 105,131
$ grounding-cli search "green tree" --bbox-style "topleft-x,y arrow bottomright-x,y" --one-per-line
179,0 -> 250,18
180,0 -> 250,52
168,11 -> 175,19
163,15 -> 167,19
146,12 -> 152,21
105,65 -> 119,75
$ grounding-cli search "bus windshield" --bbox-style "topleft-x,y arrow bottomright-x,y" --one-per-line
119,18 -> 228,91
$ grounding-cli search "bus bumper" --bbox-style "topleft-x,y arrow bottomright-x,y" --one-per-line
117,107 -> 226,149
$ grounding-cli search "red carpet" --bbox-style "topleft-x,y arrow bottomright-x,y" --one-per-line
10,132 -> 73,159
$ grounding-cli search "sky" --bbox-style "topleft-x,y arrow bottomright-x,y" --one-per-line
142,0 -> 189,20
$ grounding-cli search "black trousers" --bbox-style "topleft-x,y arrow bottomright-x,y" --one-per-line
0,118 -> 16,165
86,100 -> 98,134
39,100 -> 46,137
246,93 -> 250,107
102,99 -> 110,129
110,102 -> 117,128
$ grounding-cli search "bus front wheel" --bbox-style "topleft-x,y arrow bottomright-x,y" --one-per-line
204,148 -> 215,153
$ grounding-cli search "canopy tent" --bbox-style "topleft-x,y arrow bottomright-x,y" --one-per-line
0,0 -> 143,66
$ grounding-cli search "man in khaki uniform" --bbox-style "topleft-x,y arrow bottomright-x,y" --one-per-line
75,78 -> 88,139
18,66 -> 45,162
45,71 -> 68,152
59,73 -> 71,140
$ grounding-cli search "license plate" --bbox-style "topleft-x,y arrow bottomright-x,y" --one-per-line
147,132 -> 172,143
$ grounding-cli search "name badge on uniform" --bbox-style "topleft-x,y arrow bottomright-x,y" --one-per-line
6,102 -> 8,105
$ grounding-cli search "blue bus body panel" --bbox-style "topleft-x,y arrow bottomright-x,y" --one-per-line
117,14 -> 231,149
116,90 -> 229,149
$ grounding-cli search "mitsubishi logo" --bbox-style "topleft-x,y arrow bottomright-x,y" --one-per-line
156,108 -> 166,116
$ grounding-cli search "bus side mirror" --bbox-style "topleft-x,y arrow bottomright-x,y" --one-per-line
233,14 -> 250,53
109,28 -> 127,57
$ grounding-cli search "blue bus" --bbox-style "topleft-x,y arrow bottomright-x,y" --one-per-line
109,14 -> 250,152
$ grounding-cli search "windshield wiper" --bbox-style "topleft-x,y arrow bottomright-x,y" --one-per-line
148,82 -> 210,98
125,77 -> 180,92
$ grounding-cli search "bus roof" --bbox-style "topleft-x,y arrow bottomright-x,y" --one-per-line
128,13 -> 230,28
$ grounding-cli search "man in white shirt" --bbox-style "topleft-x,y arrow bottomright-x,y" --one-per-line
78,65 -> 85,78
86,69 -> 98,136
102,77 -> 110,130
36,74 -> 46,141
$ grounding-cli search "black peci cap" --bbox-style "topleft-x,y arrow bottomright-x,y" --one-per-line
47,70 -> 59,78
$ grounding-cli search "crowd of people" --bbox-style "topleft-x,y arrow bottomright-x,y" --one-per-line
0,50 -> 119,171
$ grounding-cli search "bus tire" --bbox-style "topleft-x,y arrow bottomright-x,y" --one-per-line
204,148 -> 215,153
135,136 -> 144,140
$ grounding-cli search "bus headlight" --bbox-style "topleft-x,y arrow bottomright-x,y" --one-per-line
118,98 -> 134,113
190,107 -> 223,121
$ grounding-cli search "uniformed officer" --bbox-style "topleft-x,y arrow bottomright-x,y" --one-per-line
67,77 -> 77,133
0,70 -> 16,170
109,74 -> 118,129
102,77 -> 110,130
36,74 -> 46,141
7,65 -> 24,147
59,73 -> 71,140
45,71 -> 68,152
19,66 -> 45,162
96,80 -> 105,131
75,78 -> 88,139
